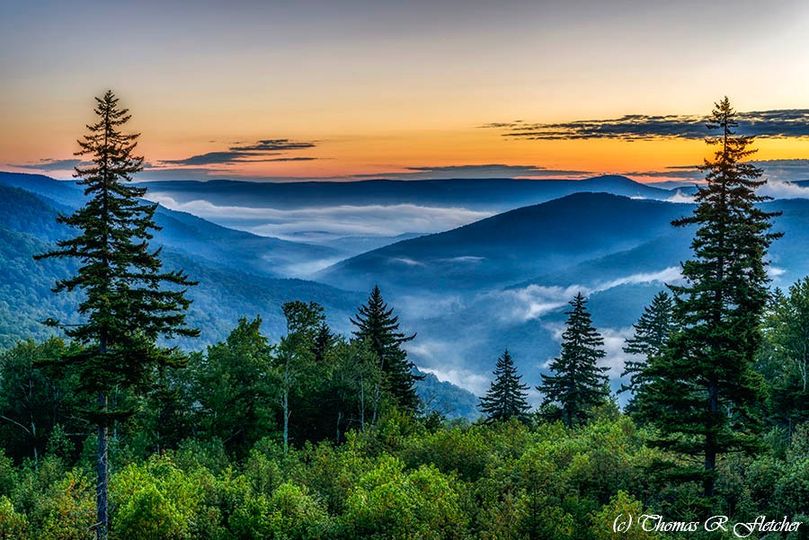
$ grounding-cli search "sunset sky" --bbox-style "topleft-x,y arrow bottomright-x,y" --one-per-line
3,0 -> 809,181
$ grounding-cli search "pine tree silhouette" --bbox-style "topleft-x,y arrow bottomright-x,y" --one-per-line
538,292 -> 609,427
480,349 -> 531,422
35,91 -> 198,539
351,285 -> 421,417
642,97 -> 781,498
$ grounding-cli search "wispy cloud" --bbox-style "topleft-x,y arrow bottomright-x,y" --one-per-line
484,109 -> 809,141
9,158 -> 85,171
157,138 -> 318,167
503,267 -> 682,323
351,164 -> 591,180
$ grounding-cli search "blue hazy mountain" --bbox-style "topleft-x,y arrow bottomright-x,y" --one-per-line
135,175 -> 675,259
0,173 -> 480,416
137,175 -> 672,211
0,172 -> 340,277
314,192 -> 809,396
5,171 -> 809,405
317,193 -> 690,292
0,179 -> 361,347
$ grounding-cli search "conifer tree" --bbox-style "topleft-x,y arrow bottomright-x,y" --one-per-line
641,97 -> 781,498
538,293 -> 609,427
479,350 -> 530,422
351,285 -> 421,417
759,280 -> 809,435
35,91 -> 198,539
620,291 -> 674,413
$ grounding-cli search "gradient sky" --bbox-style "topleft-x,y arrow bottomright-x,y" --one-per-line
3,0 -> 809,181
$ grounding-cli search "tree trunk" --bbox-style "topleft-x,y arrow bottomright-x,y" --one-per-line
703,378 -> 718,498
96,392 -> 109,540
359,379 -> 366,432
282,387 -> 289,453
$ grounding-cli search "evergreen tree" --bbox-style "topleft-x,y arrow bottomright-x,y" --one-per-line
351,285 -> 421,417
641,97 -> 781,498
620,291 -> 675,414
479,350 -> 530,422
34,91 -> 198,539
759,279 -> 809,434
313,322 -> 335,363
538,293 -> 609,427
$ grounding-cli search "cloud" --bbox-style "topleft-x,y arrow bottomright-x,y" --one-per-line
484,109 -> 809,141
407,340 -> 490,395
146,194 -> 494,240
626,159 -> 809,197
351,163 -> 591,180
9,158 -> 85,171
157,138 -> 317,167
503,267 -> 682,323
666,190 -> 696,203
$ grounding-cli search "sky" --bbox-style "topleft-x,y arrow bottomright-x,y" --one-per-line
3,0 -> 809,182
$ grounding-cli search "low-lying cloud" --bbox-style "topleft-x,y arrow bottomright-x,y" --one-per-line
147,194 -> 493,240
504,267 -> 682,323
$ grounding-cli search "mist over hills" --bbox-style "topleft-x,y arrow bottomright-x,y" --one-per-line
138,175 -> 674,256
317,193 -> 690,293
0,172 -> 481,418
0,174 -> 361,346
138,175 -> 671,210
4,170 -> 809,407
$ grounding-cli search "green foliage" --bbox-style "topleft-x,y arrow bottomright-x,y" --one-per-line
0,413 -> 803,538
0,496 -> 28,539
230,483 -> 332,540
191,317 -> 276,457
759,280 -> 809,431
112,456 -> 219,540
590,491 -> 659,540
0,338 -> 84,462
341,456 -> 468,539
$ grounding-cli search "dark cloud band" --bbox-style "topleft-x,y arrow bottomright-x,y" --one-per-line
484,109 -> 809,141
11,158 -> 85,171
159,138 -> 318,166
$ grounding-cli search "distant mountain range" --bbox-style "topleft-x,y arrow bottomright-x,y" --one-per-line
318,193 -> 690,293
0,172 -> 361,343
0,172 -> 483,419
4,170 -> 809,409
137,175 -> 672,211
323,192 -> 809,396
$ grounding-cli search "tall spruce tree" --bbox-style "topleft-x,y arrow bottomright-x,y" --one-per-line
620,291 -> 675,413
641,97 -> 781,498
538,293 -> 609,427
351,285 -> 421,417
35,91 -> 198,539
480,350 -> 530,422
